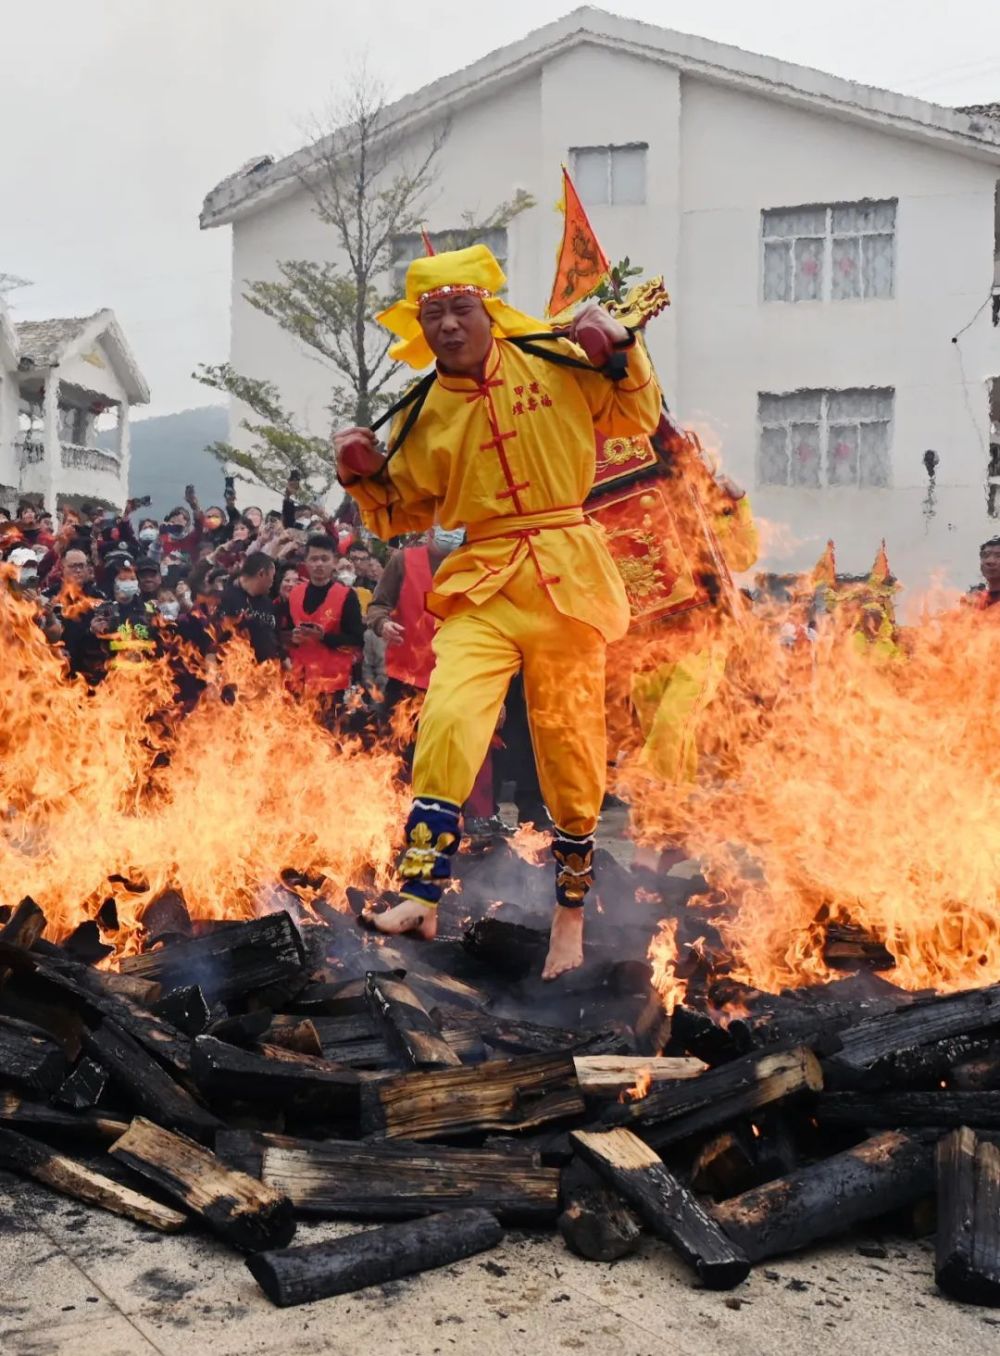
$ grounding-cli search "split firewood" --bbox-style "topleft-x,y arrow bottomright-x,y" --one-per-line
0,1125 -> 186,1232
261,1137 -> 559,1224
53,1057 -> 108,1111
936,1127 -> 1000,1306
607,1045 -> 823,1150
364,972 -> 461,1069
572,1128 -> 749,1289
670,1003 -> 743,1064
151,984 -> 211,1036
573,1055 -> 706,1099
85,1019 -> 221,1143
0,1014 -> 67,1094
818,1090 -> 1000,1130
360,1052 -> 584,1140
0,1091 -> 127,1142
557,1157 -> 641,1261
713,1130 -> 935,1263
462,918 -> 549,976
191,1036 -> 359,1122
824,982 -> 1000,1087
263,1017 -> 323,1058
109,1116 -> 295,1252
246,1207 -> 503,1306
118,911 -> 305,1004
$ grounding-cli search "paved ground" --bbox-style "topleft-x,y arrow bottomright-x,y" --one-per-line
3,1172 -> 995,1356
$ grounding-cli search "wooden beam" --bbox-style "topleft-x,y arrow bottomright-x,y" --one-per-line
246,1207 -> 503,1306
609,1045 -> 823,1150
191,1036 -> 358,1122
109,1116 -> 295,1252
0,1092 -> 127,1142
572,1128 -> 749,1289
0,1014 -> 67,1094
818,1091 -> 1000,1130
118,912 -> 305,1004
360,1053 -> 583,1141
261,1138 -> 558,1224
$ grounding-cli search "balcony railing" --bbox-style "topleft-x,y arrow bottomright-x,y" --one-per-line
60,442 -> 122,475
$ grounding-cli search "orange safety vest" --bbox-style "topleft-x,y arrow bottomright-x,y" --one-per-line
288,581 -> 357,693
385,545 -> 436,690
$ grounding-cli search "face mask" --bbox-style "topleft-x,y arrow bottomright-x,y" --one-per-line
158,600 -> 180,620
338,570 -> 357,587
138,527 -> 158,543
117,579 -> 140,600
432,526 -> 465,553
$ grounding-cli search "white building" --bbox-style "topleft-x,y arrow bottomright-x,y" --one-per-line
0,306 -> 149,512
200,6 -> 1000,595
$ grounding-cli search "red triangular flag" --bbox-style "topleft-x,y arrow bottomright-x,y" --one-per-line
420,226 -> 435,257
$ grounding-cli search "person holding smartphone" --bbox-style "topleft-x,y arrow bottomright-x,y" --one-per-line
283,533 -> 364,709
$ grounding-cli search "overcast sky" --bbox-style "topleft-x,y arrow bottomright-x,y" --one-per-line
5,0 -> 1000,418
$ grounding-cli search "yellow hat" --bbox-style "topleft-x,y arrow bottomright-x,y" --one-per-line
377,244 -> 547,369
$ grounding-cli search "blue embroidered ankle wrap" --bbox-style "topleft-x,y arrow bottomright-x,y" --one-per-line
398,797 -> 462,906
552,828 -> 595,909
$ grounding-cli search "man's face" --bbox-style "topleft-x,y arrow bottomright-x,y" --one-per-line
305,545 -> 335,586
245,565 -> 275,597
63,551 -> 90,585
419,294 -> 493,374
982,545 -> 1000,589
137,570 -> 160,597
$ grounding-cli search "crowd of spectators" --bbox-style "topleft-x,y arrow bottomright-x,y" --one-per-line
0,475 -> 389,704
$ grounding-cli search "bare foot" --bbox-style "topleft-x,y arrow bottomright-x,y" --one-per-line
542,906 -> 584,980
362,899 -> 438,939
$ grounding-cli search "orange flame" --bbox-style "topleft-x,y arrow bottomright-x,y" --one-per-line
509,821 -> 550,864
624,574 -> 1000,996
619,1068 -> 653,1103
0,581 -> 405,953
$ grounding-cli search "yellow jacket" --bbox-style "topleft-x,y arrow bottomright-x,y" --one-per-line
346,337 -> 661,643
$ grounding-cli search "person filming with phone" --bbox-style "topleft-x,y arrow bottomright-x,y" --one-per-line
282,534 -> 364,711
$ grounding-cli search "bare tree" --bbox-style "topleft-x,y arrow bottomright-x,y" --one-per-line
196,67 -> 533,499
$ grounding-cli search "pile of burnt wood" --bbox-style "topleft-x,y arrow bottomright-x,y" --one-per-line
0,839 -> 998,1310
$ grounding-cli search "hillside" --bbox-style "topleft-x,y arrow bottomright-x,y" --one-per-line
121,405 -> 229,519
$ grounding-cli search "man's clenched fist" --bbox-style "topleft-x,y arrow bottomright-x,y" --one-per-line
332,427 -> 386,485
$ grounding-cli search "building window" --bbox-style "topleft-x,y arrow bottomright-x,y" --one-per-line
570,144 -> 647,206
390,227 -> 508,293
762,200 -> 896,303
758,388 -> 894,488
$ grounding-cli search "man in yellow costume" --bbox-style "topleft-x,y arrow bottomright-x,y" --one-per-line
333,244 -> 661,978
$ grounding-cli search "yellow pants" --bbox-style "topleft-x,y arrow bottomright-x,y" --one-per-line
630,644 -> 727,784
412,558 -> 607,837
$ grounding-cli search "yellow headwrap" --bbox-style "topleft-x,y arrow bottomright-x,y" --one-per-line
376,244 -> 547,370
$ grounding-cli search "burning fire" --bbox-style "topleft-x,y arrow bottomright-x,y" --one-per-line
619,1067 -> 653,1103
509,820 -> 551,864
627,583 -> 1000,997
0,582 -> 405,954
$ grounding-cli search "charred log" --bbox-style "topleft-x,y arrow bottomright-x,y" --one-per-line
713,1130 -> 935,1262
246,1207 -> 502,1306
936,1126 -> 1000,1306
572,1128 -> 749,1288
557,1157 -> 641,1261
